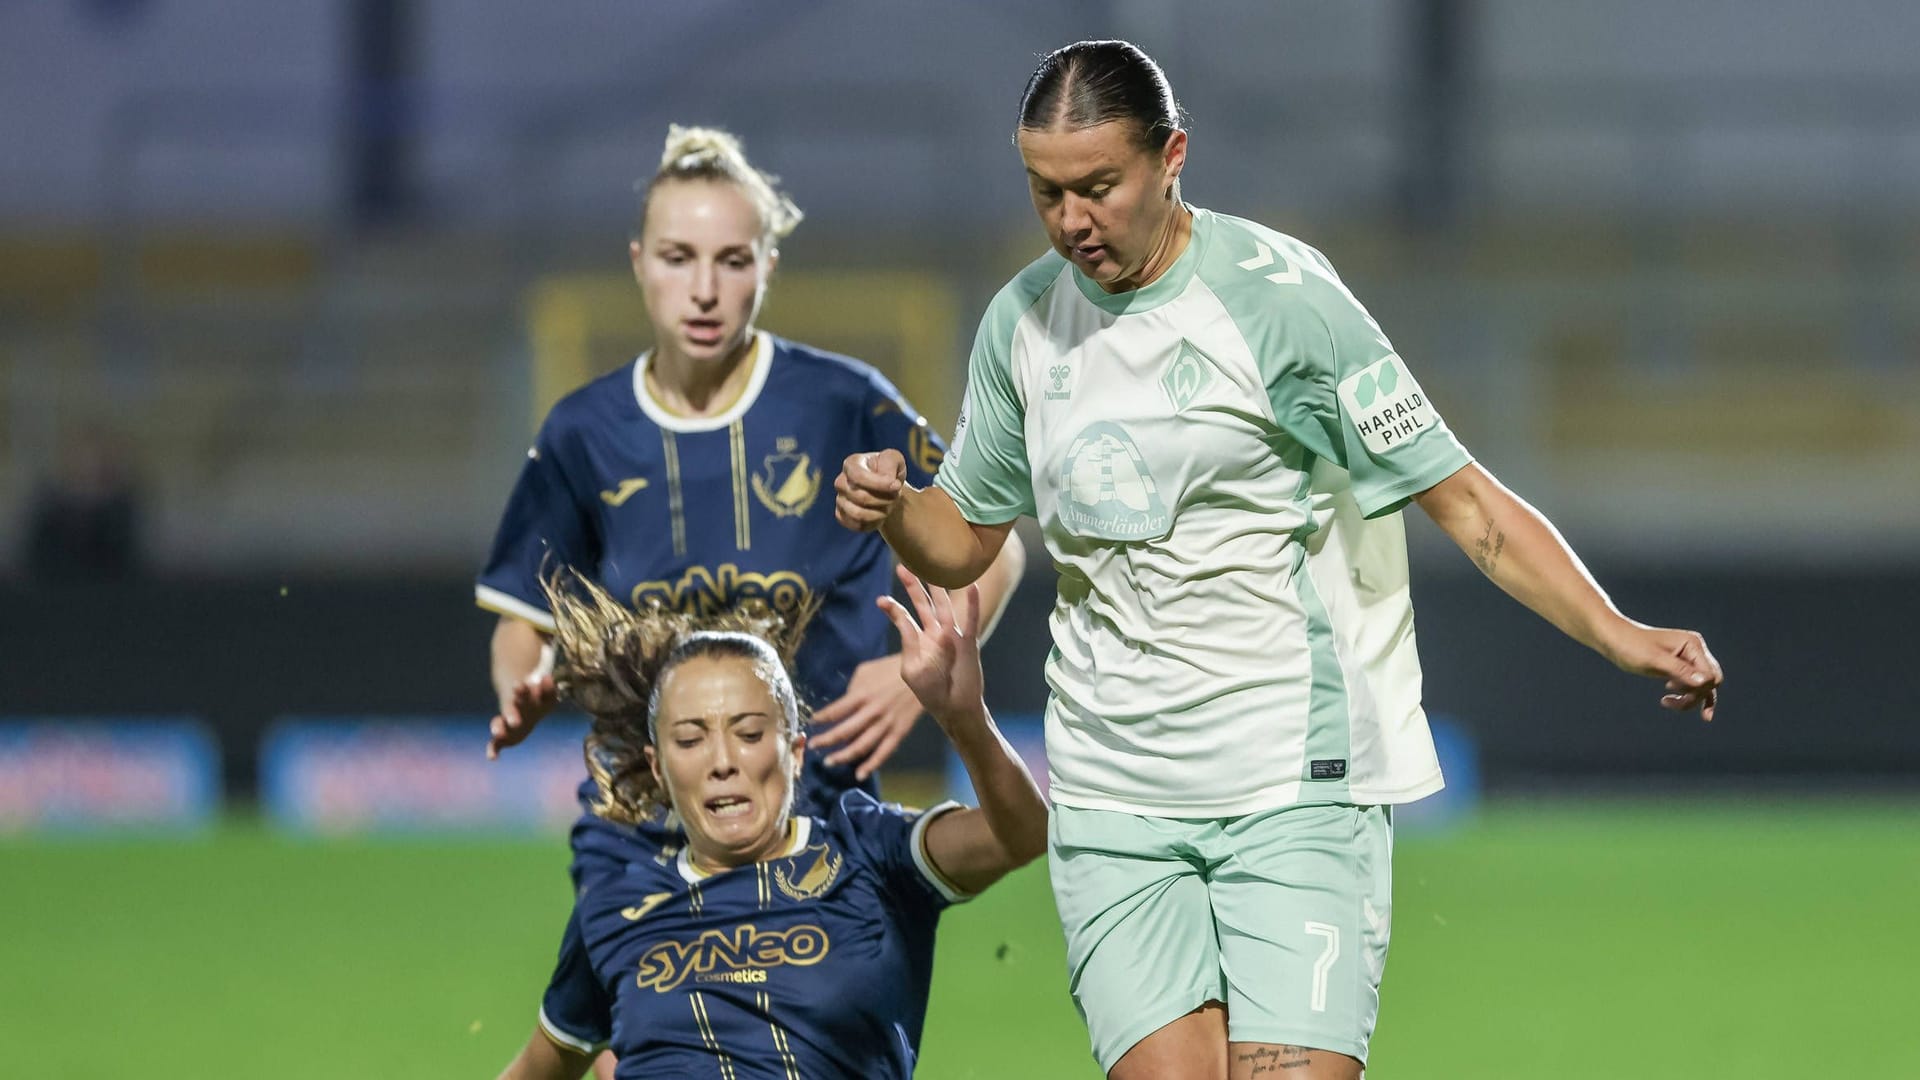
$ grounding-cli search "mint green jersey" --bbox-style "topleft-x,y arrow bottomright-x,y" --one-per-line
938,207 -> 1473,815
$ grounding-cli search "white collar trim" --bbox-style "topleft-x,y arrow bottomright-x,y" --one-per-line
632,331 -> 773,433
674,813 -> 812,885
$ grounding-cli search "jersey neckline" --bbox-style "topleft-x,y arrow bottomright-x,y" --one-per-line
1068,204 -> 1208,316
631,331 -> 774,432
674,814 -> 813,884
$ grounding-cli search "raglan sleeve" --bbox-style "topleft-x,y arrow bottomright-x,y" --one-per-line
1263,249 -> 1473,517
836,790 -> 973,916
932,304 -> 1036,525
536,905 -> 613,1057
475,414 -> 602,631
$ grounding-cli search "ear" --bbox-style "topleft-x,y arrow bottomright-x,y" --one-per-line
788,731 -> 807,780
1161,129 -> 1188,192
645,743 -> 664,788
762,246 -> 780,278
629,238 -> 645,285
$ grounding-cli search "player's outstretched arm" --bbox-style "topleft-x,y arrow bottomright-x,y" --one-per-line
878,566 -> 1047,895
494,1026 -> 592,1080
1413,462 -> 1723,720
836,449 -> 1015,589
488,616 -> 560,759
812,527 -> 1028,780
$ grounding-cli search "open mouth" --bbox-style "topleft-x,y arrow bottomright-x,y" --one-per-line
704,795 -> 752,819
683,319 -> 724,346
1072,243 -> 1105,263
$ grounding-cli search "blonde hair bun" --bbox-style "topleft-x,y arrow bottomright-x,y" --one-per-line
643,124 -> 804,241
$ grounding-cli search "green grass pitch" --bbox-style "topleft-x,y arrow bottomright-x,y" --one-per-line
2,799 -> 1914,1078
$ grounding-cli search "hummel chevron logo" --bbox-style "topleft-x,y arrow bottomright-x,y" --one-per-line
599,477 -> 651,506
1236,242 -> 1303,286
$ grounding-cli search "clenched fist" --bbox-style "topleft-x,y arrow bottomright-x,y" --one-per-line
835,449 -> 907,532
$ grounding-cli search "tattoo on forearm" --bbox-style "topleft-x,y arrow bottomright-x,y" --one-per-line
1472,518 -> 1507,577
1236,1045 -> 1313,1073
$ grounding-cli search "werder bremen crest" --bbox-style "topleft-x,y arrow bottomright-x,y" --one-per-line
753,437 -> 822,517
1161,339 -> 1218,411
774,843 -> 843,901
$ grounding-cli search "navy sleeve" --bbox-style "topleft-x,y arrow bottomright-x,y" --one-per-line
863,371 -> 947,489
476,423 -> 600,631
835,790 -> 970,916
537,906 -> 612,1055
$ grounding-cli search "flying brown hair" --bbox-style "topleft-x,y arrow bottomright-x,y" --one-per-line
542,571 -> 812,826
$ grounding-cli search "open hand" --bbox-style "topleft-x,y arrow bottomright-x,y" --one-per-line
810,653 -> 924,782
488,647 -> 559,759
875,565 -> 985,727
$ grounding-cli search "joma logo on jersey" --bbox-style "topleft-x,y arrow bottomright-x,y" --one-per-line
632,564 -> 812,618
634,923 -> 830,993
599,477 -> 650,507
1338,355 -> 1439,455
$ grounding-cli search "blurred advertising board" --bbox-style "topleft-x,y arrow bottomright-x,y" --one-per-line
261,716 -> 590,834
0,718 -> 219,833
1394,716 -> 1481,833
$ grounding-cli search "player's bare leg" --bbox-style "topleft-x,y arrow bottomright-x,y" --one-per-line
591,1050 -> 615,1080
1108,1000 -> 1228,1080
1229,1042 -> 1362,1079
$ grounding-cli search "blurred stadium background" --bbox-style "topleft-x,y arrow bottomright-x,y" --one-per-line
2,2 -> 1917,1076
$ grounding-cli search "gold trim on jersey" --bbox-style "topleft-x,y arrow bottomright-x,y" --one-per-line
690,992 -> 738,1080
687,880 -> 705,917
759,991 -> 802,1080
661,431 -> 687,558
729,420 -> 752,550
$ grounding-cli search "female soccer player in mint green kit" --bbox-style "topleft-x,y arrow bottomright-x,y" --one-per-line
837,39 -> 1724,1080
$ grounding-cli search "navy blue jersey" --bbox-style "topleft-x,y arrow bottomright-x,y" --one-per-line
479,333 -> 944,711
538,792 -> 969,1079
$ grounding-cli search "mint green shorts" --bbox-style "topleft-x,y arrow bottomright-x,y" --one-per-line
1048,802 -> 1393,1071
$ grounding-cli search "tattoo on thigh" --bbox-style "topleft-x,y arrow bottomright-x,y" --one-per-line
1236,1045 -> 1312,1073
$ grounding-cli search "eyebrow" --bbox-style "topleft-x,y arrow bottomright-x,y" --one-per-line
668,711 -> 773,729
653,240 -> 756,254
1026,166 -> 1121,189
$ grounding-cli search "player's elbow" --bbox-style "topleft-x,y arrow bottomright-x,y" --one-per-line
1004,825 -> 1047,868
917,564 -> 986,590
994,804 -> 1049,870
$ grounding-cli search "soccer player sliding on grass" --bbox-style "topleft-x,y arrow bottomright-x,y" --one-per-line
494,567 -> 1046,1080
837,38 -> 1723,1080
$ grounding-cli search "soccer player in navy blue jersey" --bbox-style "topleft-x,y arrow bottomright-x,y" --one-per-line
494,568 -> 1046,1080
479,124 -> 1024,1078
